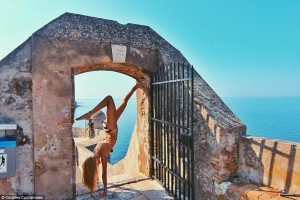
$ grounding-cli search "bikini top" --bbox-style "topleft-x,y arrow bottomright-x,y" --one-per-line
102,121 -> 118,134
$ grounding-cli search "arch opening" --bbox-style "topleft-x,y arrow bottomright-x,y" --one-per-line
71,65 -> 152,190
73,71 -> 136,159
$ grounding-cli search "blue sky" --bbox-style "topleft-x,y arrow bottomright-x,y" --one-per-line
1,0 -> 299,98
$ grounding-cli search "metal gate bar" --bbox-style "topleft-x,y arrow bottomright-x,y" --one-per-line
151,62 -> 194,200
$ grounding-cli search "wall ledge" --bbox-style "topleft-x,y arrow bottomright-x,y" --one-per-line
238,136 -> 300,195
225,178 -> 299,200
241,135 -> 300,145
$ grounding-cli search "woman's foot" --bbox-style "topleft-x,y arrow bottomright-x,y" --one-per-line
75,112 -> 91,121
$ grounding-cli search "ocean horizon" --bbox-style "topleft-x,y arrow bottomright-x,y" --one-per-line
74,96 -> 300,164
222,96 -> 300,143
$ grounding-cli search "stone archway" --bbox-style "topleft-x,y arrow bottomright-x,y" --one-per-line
72,65 -> 152,190
32,40 -> 156,198
28,13 -> 176,199
1,13 -> 246,199
71,64 -> 152,169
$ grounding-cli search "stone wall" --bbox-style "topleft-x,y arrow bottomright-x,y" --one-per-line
192,70 -> 246,199
72,127 -> 102,138
72,127 -> 89,138
29,14 -> 159,197
32,35 -> 75,199
238,136 -> 300,194
123,89 -> 150,176
0,40 -> 34,195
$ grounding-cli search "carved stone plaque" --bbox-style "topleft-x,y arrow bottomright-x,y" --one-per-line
111,44 -> 126,63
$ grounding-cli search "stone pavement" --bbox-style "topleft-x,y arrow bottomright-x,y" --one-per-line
76,173 -> 174,200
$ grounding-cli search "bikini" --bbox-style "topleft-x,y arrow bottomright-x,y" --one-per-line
102,121 -> 118,153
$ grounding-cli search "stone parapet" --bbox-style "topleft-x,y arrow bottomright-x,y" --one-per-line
239,136 -> 300,195
225,178 -> 300,200
72,127 -> 102,138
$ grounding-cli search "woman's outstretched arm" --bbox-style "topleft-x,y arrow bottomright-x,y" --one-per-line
99,155 -> 108,198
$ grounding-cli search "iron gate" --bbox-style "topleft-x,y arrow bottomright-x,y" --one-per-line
150,62 -> 194,200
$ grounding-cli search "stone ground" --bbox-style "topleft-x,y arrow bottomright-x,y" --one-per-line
75,173 -> 174,200
74,136 -> 173,199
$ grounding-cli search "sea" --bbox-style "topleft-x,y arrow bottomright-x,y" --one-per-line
222,96 -> 300,143
74,97 -> 300,164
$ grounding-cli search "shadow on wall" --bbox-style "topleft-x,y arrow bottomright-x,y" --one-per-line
239,136 -> 299,194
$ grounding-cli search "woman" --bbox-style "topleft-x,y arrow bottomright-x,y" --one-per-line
76,84 -> 140,198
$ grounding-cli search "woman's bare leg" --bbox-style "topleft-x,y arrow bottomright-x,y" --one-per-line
103,96 -> 117,130
76,96 -> 117,130
116,84 -> 139,120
